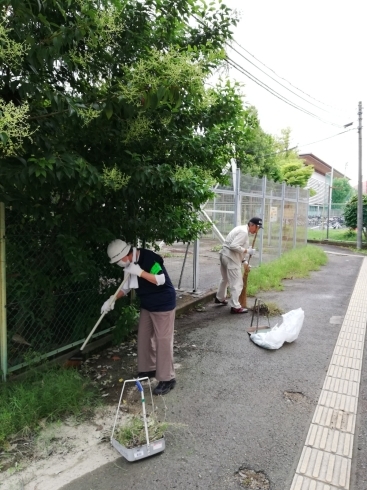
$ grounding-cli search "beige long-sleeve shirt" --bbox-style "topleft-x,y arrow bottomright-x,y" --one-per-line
219,225 -> 250,268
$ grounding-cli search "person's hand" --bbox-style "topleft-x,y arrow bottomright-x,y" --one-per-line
101,295 -> 115,314
125,263 -> 143,277
247,246 -> 256,256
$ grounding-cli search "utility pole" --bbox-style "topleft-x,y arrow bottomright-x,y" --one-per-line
357,102 -> 363,249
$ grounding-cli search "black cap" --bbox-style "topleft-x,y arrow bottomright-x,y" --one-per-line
249,217 -> 263,228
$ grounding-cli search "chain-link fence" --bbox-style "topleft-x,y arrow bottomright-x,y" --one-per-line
307,202 -> 348,240
1,208 -> 126,377
0,172 -> 309,378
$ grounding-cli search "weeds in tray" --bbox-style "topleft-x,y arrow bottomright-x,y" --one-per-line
114,414 -> 168,448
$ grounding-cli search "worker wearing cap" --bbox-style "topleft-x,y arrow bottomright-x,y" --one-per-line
101,240 -> 176,396
215,217 -> 263,314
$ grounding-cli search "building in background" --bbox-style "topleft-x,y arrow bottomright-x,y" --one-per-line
299,153 -> 347,217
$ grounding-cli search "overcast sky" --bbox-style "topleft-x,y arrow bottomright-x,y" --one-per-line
220,0 -> 366,185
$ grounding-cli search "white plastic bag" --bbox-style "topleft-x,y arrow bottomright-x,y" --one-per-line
250,307 -> 305,350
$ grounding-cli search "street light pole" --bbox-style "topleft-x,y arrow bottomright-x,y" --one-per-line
357,102 -> 363,249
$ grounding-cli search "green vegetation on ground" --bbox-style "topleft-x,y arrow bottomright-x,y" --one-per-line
0,365 -> 98,450
307,228 -> 358,242
247,245 -> 328,296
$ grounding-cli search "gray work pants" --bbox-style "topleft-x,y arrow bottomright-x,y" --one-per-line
137,308 -> 176,381
216,254 -> 243,309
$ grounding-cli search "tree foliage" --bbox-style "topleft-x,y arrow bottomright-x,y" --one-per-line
0,0 -> 244,244
332,177 -> 355,203
343,195 -> 367,239
273,128 -> 313,187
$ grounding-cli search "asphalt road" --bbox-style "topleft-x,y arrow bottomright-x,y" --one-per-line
61,244 -> 366,490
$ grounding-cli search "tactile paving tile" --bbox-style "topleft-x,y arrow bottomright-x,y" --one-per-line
290,257 -> 367,490
296,447 -> 351,489
290,474 -> 340,490
305,424 -> 353,458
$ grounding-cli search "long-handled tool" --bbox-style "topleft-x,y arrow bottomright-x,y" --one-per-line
135,380 -> 150,451
238,230 -> 258,308
65,273 -> 130,367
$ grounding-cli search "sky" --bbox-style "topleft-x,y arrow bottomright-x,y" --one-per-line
219,0 -> 366,186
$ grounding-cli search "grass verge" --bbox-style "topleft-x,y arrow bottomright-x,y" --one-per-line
307,228 -> 358,242
0,365 -> 99,451
247,245 -> 328,296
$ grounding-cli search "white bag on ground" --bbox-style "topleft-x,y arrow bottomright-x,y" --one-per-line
250,307 -> 305,350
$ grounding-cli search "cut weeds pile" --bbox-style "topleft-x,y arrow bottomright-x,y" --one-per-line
114,413 -> 168,448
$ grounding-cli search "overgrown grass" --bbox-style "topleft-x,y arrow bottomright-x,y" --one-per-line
307,228 -> 358,241
247,245 -> 327,296
0,365 -> 99,449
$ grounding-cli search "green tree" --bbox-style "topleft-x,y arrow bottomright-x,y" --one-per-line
235,106 -> 282,181
0,0 -> 241,246
332,177 -> 355,203
2,0 -> 258,353
343,195 -> 367,239
273,128 -> 313,187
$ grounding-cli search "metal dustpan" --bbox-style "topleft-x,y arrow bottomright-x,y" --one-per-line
111,378 -> 165,462
246,298 -> 272,335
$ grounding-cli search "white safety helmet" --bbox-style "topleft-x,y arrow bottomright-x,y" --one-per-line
107,239 -> 131,264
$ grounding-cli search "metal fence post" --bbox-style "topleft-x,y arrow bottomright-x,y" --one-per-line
233,167 -> 241,227
193,239 -> 199,292
259,175 -> 267,265
293,186 -> 300,248
279,183 -> 286,257
0,203 -> 7,381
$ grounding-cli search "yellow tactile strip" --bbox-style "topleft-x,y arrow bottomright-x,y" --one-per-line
290,257 -> 367,490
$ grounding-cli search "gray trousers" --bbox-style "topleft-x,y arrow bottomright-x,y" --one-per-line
216,254 -> 243,308
137,308 -> 176,381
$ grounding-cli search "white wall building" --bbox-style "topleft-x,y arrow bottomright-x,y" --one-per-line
299,153 -> 347,216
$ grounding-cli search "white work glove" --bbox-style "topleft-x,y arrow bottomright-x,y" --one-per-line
125,262 -> 143,277
101,295 -> 115,314
247,246 -> 256,256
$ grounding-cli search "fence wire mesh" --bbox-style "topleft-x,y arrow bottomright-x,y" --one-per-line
1,173 -> 310,376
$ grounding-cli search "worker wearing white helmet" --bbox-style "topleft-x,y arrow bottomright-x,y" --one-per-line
101,239 -> 176,396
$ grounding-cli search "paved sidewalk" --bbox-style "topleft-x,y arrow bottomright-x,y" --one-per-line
290,257 -> 367,490
57,245 -> 366,490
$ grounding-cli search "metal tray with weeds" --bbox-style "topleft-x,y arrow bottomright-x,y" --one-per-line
111,377 -> 165,462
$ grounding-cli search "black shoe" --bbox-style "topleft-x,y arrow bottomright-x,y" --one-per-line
230,307 -> 248,314
153,379 -> 176,395
214,297 -> 228,305
137,370 -> 156,379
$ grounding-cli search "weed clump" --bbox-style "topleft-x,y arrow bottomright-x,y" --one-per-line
0,365 -> 98,449
114,414 -> 167,448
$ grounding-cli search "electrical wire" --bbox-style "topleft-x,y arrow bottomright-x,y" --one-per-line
192,13 -> 353,129
262,127 -> 356,158
297,127 -> 356,148
229,44 -> 336,115
231,39 -> 347,114
226,57 -> 344,128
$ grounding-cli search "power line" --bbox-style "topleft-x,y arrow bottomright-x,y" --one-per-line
262,128 -> 356,158
226,56 -> 343,128
192,14 -> 351,127
297,127 -> 356,148
229,44 -> 336,115
231,39 -> 349,116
